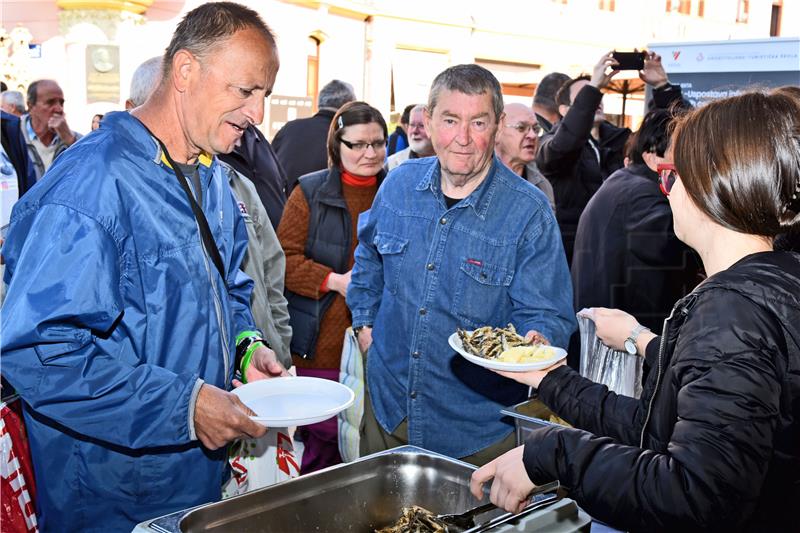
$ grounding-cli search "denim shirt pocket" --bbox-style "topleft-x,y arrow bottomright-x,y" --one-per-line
452,259 -> 513,328
374,232 -> 409,295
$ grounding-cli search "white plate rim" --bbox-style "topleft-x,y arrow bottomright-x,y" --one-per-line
232,376 -> 355,425
448,331 -> 567,372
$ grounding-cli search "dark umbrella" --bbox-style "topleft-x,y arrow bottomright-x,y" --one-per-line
603,78 -> 646,126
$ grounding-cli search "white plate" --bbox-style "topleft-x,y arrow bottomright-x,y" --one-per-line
232,376 -> 354,426
448,331 -> 567,372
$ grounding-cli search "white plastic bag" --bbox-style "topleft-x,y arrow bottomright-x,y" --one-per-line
222,427 -> 300,498
337,327 -> 364,463
578,309 -> 644,398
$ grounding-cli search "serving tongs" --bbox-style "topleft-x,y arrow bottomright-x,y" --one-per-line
437,480 -> 561,532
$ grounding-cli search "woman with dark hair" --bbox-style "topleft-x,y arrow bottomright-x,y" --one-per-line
91,113 -> 103,131
471,92 -> 800,532
277,101 -> 387,474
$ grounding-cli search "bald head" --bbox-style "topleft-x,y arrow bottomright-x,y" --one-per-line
495,103 -> 540,175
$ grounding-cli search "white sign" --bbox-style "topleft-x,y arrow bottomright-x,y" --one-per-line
649,37 -> 800,74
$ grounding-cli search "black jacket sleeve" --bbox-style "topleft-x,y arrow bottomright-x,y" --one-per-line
537,365 -> 643,446
535,85 -> 603,178
652,83 -> 691,111
522,292 -> 784,532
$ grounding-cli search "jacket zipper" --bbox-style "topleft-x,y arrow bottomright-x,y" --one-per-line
186,177 -> 231,388
639,304 -> 677,448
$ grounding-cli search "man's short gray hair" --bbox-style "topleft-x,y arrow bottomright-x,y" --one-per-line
162,2 -> 276,78
1,90 -> 25,114
129,56 -> 162,108
26,79 -> 59,108
428,64 -> 504,122
318,80 -> 356,111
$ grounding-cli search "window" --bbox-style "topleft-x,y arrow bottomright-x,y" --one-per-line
306,37 -> 320,106
770,1 -> 782,35
599,0 -> 615,11
666,0 -> 691,14
737,0 -> 750,23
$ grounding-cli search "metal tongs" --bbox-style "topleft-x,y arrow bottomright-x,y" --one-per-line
436,480 -> 561,532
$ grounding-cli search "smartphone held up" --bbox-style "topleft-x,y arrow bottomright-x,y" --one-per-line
612,50 -> 646,71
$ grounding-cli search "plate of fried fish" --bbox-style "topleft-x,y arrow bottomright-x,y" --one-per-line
449,324 -> 567,372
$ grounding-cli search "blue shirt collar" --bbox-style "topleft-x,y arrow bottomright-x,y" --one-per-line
414,155 -> 502,220
24,114 -> 61,147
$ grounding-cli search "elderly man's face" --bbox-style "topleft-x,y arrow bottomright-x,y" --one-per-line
181,27 -> 277,155
496,104 -> 540,168
407,107 -> 432,155
29,81 -> 64,127
426,90 -> 499,184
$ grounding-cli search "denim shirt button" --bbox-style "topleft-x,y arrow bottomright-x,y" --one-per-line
412,351 -> 420,358
426,263 -> 434,271
439,217 -> 447,225
410,391 -> 417,399
419,308 -> 427,315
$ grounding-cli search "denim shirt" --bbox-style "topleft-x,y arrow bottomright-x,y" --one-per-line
347,155 -> 575,457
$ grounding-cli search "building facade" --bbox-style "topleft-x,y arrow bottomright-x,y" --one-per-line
2,0 -> 797,135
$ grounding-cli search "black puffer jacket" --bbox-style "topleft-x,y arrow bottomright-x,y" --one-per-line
535,84 -> 630,264
523,251 -> 800,532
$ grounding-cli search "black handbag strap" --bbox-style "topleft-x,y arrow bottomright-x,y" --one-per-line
136,119 -> 227,284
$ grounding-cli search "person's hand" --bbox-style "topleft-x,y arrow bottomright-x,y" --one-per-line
524,330 -> 550,346
193,383 -> 267,450
48,114 -> 76,146
494,359 -> 565,389
591,307 -> 639,351
639,51 -> 669,88
233,344 -> 289,387
590,51 -> 619,90
327,270 -> 352,298
470,445 -> 534,514
356,326 -> 373,354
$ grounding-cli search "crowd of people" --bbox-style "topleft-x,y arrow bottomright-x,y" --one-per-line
0,1 -> 798,532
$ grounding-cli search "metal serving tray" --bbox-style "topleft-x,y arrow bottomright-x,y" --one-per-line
501,399 -> 567,447
141,446 -> 590,533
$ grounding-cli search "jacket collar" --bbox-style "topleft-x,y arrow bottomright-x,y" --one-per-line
415,155 -> 502,220
627,162 -> 658,183
107,112 -> 215,170
318,165 -> 386,207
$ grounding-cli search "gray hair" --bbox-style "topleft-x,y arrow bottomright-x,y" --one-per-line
26,79 -> 59,108
163,2 -> 276,78
428,64 -> 503,123
129,56 -> 162,107
318,80 -> 356,111
1,90 -> 25,114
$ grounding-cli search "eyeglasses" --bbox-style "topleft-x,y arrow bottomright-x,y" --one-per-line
506,122 -> 541,135
340,138 -> 387,152
657,163 -> 678,196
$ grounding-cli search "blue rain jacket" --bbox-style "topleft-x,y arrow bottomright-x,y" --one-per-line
1,111 -> 256,532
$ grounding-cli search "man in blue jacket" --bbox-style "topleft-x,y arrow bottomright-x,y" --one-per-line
0,3 -> 286,531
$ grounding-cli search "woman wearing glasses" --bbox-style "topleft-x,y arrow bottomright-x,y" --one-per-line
277,101 -> 387,473
471,92 -> 800,531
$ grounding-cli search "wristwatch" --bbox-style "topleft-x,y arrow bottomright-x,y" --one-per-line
353,325 -> 371,338
624,324 -> 650,355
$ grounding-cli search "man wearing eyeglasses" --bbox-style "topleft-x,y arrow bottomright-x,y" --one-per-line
348,64 -> 574,465
386,104 -> 434,171
495,102 -> 555,211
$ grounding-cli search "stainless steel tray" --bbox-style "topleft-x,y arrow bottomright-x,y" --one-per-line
143,446 -> 575,533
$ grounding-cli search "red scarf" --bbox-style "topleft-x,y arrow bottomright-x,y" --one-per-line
341,168 -> 377,187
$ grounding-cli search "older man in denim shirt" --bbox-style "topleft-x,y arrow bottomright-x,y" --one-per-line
348,64 -> 575,463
